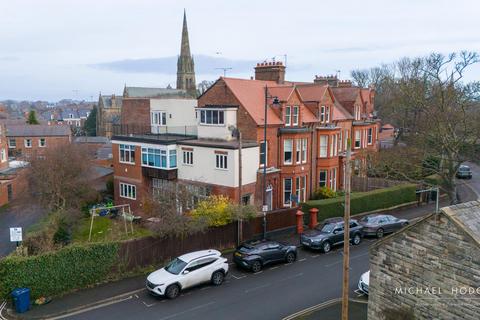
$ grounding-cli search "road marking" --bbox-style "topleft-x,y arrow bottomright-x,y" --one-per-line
200,286 -> 210,291
0,300 -> 7,320
231,274 -> 246,280
142,301 -> 156,307
283,298 -> 342,320
277,273 -> 303,283
271,266 -> 279,270
157,302 -> 216,320
310,254 -> 320,258
245,283 -> 271,293
299,258 -> 306,262
49,295 -> 134,320
253,271 -> 263,275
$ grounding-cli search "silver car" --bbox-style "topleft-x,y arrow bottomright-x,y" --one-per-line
359,214 -> 408,238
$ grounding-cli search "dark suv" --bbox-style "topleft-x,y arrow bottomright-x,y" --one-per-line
301,218 -> 363,253
456,165 -> 472,179
233,240 -> 297,272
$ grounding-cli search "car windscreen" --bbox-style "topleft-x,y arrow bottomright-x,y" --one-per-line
361,216 -> 378,223
165,258 -> 187,275
317,223 -> 335,233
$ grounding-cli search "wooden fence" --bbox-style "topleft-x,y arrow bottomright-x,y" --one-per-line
351,176 -> 407,192
118,208 -> 298,271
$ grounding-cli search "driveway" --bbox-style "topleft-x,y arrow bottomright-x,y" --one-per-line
0,203 -> 46,257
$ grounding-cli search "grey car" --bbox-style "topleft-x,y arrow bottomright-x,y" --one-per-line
359,214 -> 409,238
301,218 -> 364,253
456,165 -> 472,179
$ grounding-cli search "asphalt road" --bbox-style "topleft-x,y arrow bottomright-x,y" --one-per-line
67,241 -> 371,320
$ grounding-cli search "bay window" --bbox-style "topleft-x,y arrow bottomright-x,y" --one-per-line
284,139 -> 293,164
319,135 -> 328,158
284,178 -> 292,206
200,109 -> 225,125
285,106 -> 291,126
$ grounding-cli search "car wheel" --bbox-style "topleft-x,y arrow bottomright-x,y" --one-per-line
322,241 -> 331,253
165,284 -> 180,299
211,271 -> 225,286
285,252 -> 296,263
251,260 -> 262,273
402,222 -> 409,227
376,228 -> 384,238
352,233 -> 361,245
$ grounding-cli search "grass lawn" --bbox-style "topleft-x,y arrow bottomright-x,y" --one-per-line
72,216 -> 153,243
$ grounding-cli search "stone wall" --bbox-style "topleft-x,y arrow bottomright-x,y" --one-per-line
368,212 -> 480,319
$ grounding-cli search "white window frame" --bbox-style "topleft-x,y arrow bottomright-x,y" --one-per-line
24,139 -> 32,148
200,109 -> 225,126
38,138 -> 46,148
283,139 -> 293,164
151,111 -> 167,126
295,139 -> 301,164
295,176 -> 306,203
0,148 -> 6,163
325,106 -> 330,123
344,130 -> 349,150
283,178 -> 292,207
260,141 -> 268,167
215,153 -> 228,170
119,144 -> 135,164
354,130 -> 361,149
292,106 -> 299,126
339,131 -> 343,152
320,106 -> 325,123
120,182 -> 136,200
367,128 -> 373,145
301,138 -> 307,164
169,149 -> 177,168
8,138 -> 16,148
319,135 -> 328,158
285,106 -> 291,126
183,150 -> 193,165
332,168 -> 337,191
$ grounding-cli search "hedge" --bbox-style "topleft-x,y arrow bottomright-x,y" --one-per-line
0,243 -> 119,299
301,184 -> 417,222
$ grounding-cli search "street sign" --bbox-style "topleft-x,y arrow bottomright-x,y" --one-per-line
262,205 -> 269,212
10,227 -> 22,242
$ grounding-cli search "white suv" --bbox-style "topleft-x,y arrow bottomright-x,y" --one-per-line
146,249 -> 229,299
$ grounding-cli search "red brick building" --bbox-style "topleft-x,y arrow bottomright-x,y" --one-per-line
6,124 -> 71,159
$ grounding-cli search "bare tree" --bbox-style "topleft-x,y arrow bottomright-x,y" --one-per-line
28,144 -> 99,212
358,51 -> 480,203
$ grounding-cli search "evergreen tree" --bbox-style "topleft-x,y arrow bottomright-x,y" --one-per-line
26,110 -> 39,124
83,106 -> 97,136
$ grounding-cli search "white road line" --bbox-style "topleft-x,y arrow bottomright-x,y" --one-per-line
277,273 -> 303,283
48,295 -> 134,320
253,271 -> 263,275
299,258 -> 306,262
200,287 -> 210,291
325,252 -> 368,267
142,301 -> 156,307
244,283 -> 271,294
310,254 -> 320,258
157,302 -> 216,320
231,274 -> 246,280
271,266 -> 279,270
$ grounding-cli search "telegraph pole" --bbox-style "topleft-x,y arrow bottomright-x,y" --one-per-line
237,130 -> 243,245
342,139 -> 352,320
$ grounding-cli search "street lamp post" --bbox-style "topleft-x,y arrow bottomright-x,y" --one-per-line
262,85 -> 279,239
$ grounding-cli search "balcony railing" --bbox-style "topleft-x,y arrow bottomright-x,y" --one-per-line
142,166 -> 178,180
112,124 -> 197,138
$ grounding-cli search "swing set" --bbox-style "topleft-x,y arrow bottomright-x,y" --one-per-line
88,203 -> 136,242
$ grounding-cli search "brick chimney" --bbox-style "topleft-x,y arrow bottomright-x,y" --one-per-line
337,80 -> 352,87
111,94 -> 116,108
314,75 -> 338,86
254,61 -> 286,84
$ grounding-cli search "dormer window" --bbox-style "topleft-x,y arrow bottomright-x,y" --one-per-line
292,106 -> 299,126
320,106 -> 325,122
285,106 -> 291,126
354,105 -> 361,120
325,106 -> 330,123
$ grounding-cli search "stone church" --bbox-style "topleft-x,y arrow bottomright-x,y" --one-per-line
96,11 -> 197,138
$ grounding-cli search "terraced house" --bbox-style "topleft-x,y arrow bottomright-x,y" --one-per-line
112,61 -> 379,215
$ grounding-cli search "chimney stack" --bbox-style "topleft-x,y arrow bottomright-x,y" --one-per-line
314,75 -> 338,86
338,80 -> 352,88
254,61 -> 286,84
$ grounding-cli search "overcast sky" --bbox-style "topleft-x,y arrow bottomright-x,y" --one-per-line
1,0 -> 479,101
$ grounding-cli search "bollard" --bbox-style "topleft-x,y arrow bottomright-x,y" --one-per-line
296,210 -> 304,234
309,208 -> 319,229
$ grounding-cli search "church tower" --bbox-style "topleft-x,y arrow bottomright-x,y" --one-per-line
176,10 -> 196,97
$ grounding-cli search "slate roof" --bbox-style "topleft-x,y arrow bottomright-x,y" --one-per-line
6,124 -> 71,137
443,200 -> 480,245
74,136 -> 110,144
100,95 -> 123,109
123,87 -> 188,98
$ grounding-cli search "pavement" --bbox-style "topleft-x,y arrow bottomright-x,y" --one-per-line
3,172 -> 479,320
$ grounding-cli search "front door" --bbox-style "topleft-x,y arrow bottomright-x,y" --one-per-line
265,185 -> 273,211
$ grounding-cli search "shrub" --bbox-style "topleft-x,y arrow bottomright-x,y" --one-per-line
0,243 -> 119,300
301,184 -> 417,222
190,195 -> 232,227
311,187 -> 338,200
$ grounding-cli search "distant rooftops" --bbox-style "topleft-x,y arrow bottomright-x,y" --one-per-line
6,124 -> 71,137
123,86 -> 191,99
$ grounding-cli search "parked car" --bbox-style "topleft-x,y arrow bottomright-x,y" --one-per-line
359,214 -> 409,238
456,165 -> 472,179
146,249 -> 228,299
358,270 -> 370,295
233,239 -> 297,272
300,218 -> 363,253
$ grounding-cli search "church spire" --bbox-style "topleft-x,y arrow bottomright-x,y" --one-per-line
177,10 -> 196,97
